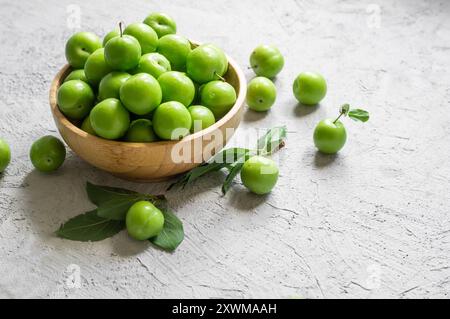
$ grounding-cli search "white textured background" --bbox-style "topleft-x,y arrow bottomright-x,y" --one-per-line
0,0 -> 449,298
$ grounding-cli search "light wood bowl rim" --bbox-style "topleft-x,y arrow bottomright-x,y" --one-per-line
49,43 -> 247,150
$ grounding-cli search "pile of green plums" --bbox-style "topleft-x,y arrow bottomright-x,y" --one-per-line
58,12 -> 237,142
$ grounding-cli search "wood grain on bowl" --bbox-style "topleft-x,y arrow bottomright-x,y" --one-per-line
49,45 -> 246,181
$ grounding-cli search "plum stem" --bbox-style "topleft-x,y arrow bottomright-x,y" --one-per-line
214,72 -> 226,82
119,21 -> 124,37
333,112 -> 344,124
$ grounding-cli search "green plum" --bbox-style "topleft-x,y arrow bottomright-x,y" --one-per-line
90,98 -> 130,140
158,71 -> 195,106
65,32 -> 102,68
240,156 -> 279,195
132,53 -> 171,78
80,115 -> 96,135
84,48 -> 112,86
29,136 -> 66,172
313,119 -> 346,154
103,29 -> 119,47
246,77 -> 277,112
250,44 -> 284,78
186,44 -> 228,83
123,23 -> 158,54
120,73 -> 162,115
188,105 -> 215,133
104,34 -> 141,71
125,119 -> 158,142
200,80 -> 236,118
157,34 -> 191,71
98,71 -> 130,101
57,80 -> 95,119
0,139 -> 11,173
126,200 -> 165,241
143,12 -> 177,38
293,72 -> 327,105
64,69 -> 88,83
152,101 -> 192,140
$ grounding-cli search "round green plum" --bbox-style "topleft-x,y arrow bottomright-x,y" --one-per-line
103,29 -> 119,47
90,98 -> 130,139
157,34 -> 191,71
29,136 -> 66,173
120,73 -> 162,115
98,71 -> 130,101
84,48 -> 112,86
246,77 -> 277,112
132,53 -> 171,78
293,72 -> 327,105
158,71 -> 195,106
104,35 -> 141,71
313,119 -> 346,154
240,156 -> 279,195
200,81 -> 236,118
125,119 -> 158,142
124,23 -> 158,54
80,115 -> 96,135
0,138 -> 11,173
126,200 -> 165,241
186,44 -> 228,83
152,101 -> 192,140
57,80 -> 95,120
188,105 -> 215,133
65,32 -> 102,69
64,69 -> 88,83
143,12 -> 177,38
250,45 -> 284,78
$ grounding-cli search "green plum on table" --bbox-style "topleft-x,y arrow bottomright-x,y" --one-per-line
158,71 -> 195,106
186,44 -> 228,83
0,138 -> 11,173
124,23 -> 158,54
89,98 -> 130,139
157,34 -> 191,71
152,101 -> 192,140
64,69 -> 87,83
293,72 -> 327,105
246,77 -> 277,112
103,29 -> 119,47
98,71 -> 130,101
125,119 -> 158,142
188,105 -> 215,133
120,73 -> 162,115
313,104 -> 369,154
240,156 -> 279,195
29,136 -> 66,173
126,201 -> 165,241
80,115 -> 96,135
132,53 -> 171,78
84,48 -> 112,86
200,80 -> 236,118
65,32 -> 102,69
104,25 -> 141,71
143,12 -> 177,38
57,80 -> 95,120
250,44 -> 284,78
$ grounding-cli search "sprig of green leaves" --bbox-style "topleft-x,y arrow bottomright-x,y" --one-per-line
334,104 -> 370,123
56,182 -> 184,251
169,126 -> 287,194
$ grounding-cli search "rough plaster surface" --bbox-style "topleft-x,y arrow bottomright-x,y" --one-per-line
0,0 -> 449,299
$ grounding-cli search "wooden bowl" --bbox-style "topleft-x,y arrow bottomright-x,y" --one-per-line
49,48 -> 246,181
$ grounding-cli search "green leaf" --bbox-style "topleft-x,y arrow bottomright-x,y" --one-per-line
348,109 -> 370,122
149,207 -> 184,251
168,147 -> 250,190
96,196 -> 143,220
56,210 -> 125,242
257,126 -> 287,155
86,182 -> 138,206
340,104 -> 350,115
222,162 -> 245,194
